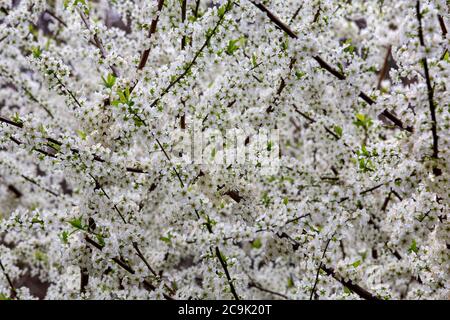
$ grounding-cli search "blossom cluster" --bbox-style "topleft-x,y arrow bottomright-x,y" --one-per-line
0,0 -> 448,300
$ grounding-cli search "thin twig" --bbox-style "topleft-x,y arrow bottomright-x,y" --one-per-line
78,9 -> 119,77
249,280 -> 289,299
215,246 -> 240,300
310,237 -> 332,300
0,259 -> 18,299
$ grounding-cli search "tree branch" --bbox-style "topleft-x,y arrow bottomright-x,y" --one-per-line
320,265 -> 380,300
137,0 -> 165,71
416,0 -> 439,159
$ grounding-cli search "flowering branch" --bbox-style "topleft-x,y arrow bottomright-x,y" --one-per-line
250,0 -> 378,107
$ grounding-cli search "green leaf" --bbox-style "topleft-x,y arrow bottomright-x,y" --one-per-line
343,286 -> 352,294
101,73 -> 116,89
283,197 -> 289,205
160,233 -> 172,244
351,260 -> 361,268
334,125 -> 343,138
408,239 -> 419,253
76,130 -> 87,140
60,231 -> 69,244
73,0 -> 87,7
281,39 -> 289,51
251,54 -> 257,67
295,70 -> 306,79
34,250 -> 47,262
38,124 -> 47,135
251,238 -> 262,249
32,46 -> 42,59
366,66 -> 378,73
47,141 -> 61,153
31,216 -> 44,226
113,87 -> 134,107
96,234 -> 105,247
133,115 -> 144,127
12,112 -> 23,125
68,217 -> 84,230
0,293 -> 11,300
356,113 -> 366,122
217,2 -> 229,18
353,113 -> 373,130
343,39 -> 356,55
287,277 -> 294,288
361,145 -> 370,157
443,50 -> 450,63
337,62 -> 344,74
225,37 -> 245,55
262,192 -> 271,207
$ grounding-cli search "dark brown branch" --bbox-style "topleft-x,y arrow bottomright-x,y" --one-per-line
84,235 -> 175,299
438,15 -> 447,37
0,116 -> 23,128
381,191 -> 392,211
88,173 -> 127,224
377,45 -> 392,89
132,242 -> 158,277
320,265 -> 380,300
224,190 -> 243,203
380,109 -> 413,133
80,267 -> 89,294
181,0 -> 187,50
88,177 -> 173,296
339,182 -> 387,203
310,237 -> 332,300
21,174 -> 60,197
285,213 -> 311,225
272,229 -> 379,300
293,105 -> 354,150
44,10 -> 68,28
312,56 -> 346,80
250,1 -> 297,38
215,246 -> 240,300
53,74 -> 83,109
154,137 -> 185,188
193,0 -> 201,18
7,184 -> 22,198
137,0 -> 165,71
360,182 -> 385,195
249,280 -> 289,299
266,58 -> 296,113
289,4 -> 303,23
416,0 -> 439,158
